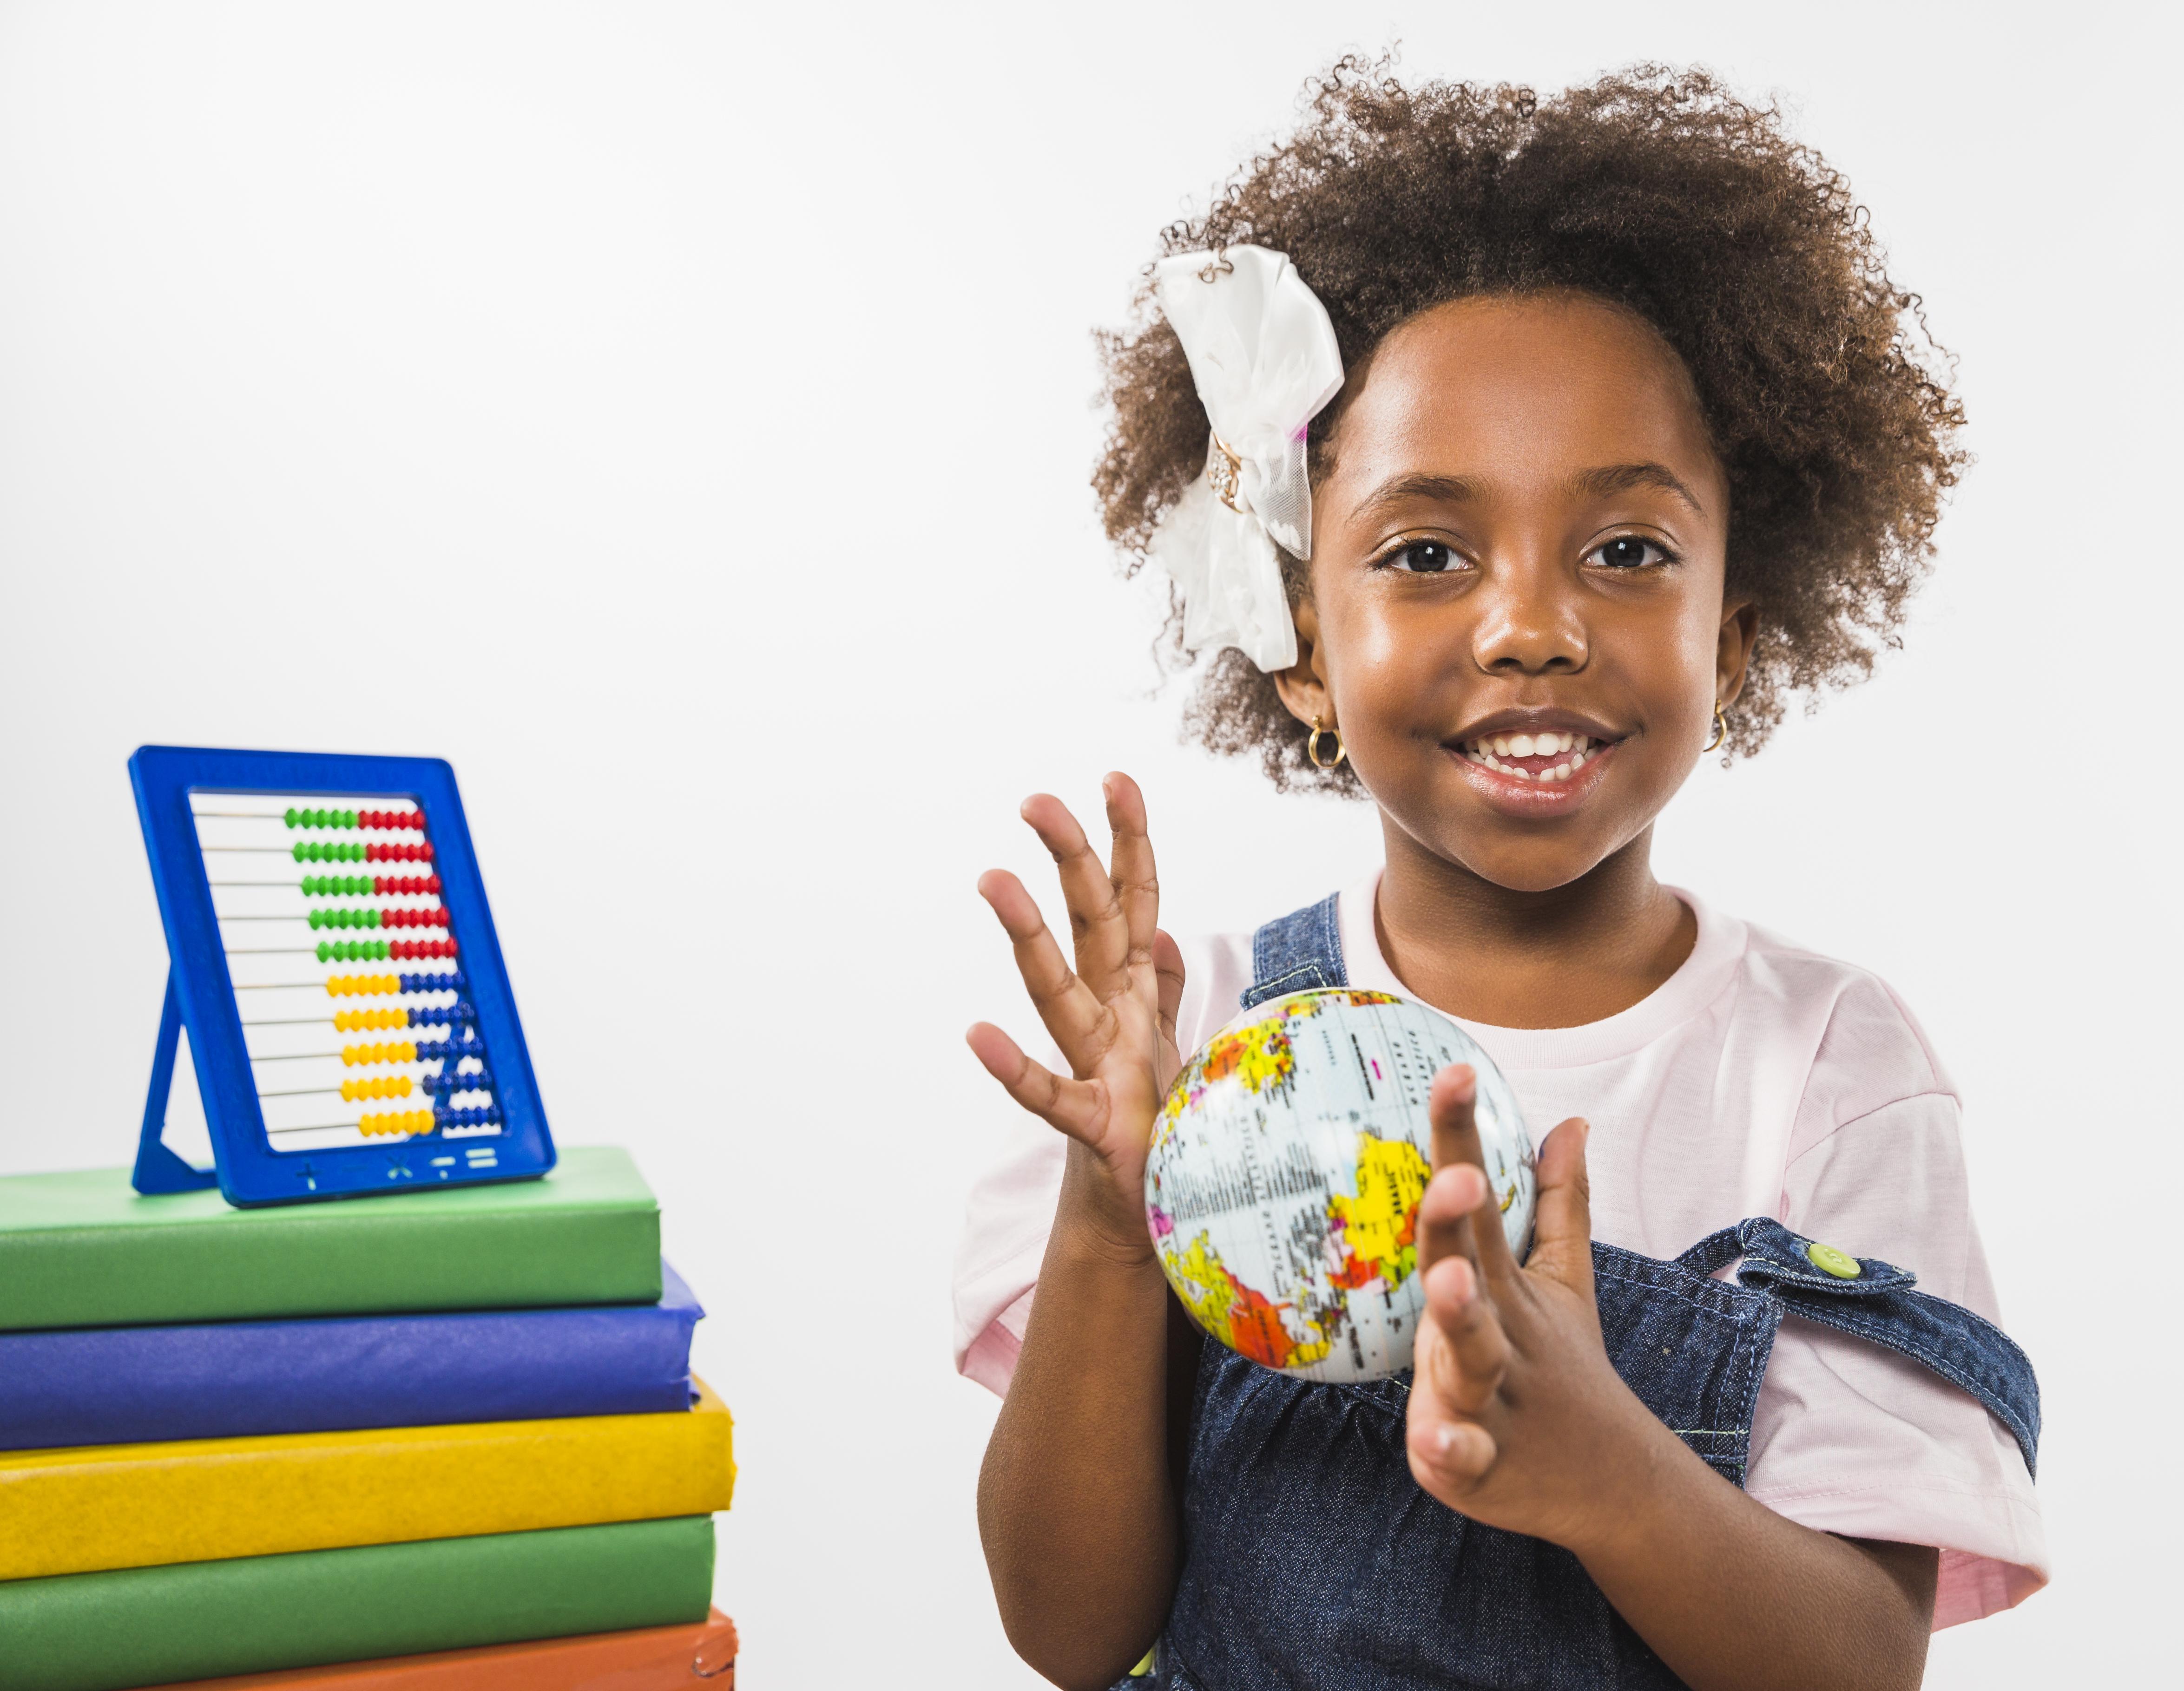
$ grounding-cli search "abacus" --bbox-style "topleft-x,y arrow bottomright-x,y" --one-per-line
129,746 -> 555,1206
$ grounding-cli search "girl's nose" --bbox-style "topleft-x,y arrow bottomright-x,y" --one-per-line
1469,558 -> 1590,675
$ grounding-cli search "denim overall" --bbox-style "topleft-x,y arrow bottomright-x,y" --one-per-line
1133,896 -> 2040,1691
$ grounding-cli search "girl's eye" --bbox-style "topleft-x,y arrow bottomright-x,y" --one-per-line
1588,536 -> 1673,570
1384,539 -> 1462,573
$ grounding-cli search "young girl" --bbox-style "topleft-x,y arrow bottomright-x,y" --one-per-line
954,65 -> 2044,1691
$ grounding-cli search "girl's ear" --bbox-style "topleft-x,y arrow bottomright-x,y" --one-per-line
1270,598 -> 1332,727
1716,602 -> 1760,710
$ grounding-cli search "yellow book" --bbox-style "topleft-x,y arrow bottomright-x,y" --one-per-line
0,1381 -> 735,1581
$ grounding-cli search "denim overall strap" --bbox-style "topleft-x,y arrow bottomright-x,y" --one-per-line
1239,893 -> 1346,1008
1677,1218 -> 2041,1476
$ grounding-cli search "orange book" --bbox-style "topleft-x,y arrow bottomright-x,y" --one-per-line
146,1609 -> 739,1690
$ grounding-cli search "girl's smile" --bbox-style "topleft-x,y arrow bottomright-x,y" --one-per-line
1450,714 -> 1623,815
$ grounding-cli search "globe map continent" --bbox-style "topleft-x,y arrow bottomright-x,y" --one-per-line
1145,989 -> 1535,1383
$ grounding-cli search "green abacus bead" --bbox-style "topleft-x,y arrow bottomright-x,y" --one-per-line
349,843 -> 364,861
285,808 -> 300,828
365,909 -> 379,928
343,810 -> 358,828
374,940 -> 389,958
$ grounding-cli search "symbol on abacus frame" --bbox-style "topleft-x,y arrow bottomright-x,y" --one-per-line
385,1156 -> 413,1181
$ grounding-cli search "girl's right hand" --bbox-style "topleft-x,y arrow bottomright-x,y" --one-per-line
967,773 -> 1185,1265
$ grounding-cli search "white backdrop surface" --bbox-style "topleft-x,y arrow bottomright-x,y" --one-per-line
0,2 -> 2175,1684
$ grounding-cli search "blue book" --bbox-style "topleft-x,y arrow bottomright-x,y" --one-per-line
0,1261 -> 701,1450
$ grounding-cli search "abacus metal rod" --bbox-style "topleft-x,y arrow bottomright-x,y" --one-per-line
241,1016 -> 337,1026
224,948 -> 321,955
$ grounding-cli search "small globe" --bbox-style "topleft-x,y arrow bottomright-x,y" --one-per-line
1145,988 -> 1534,1383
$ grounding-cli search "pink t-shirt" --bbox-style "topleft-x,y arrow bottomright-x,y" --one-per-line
952,875 -> 2047,1631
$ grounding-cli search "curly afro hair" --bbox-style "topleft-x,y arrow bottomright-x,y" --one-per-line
1094,60 -> 1966,793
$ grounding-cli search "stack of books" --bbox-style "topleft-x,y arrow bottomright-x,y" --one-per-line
0,1147 -> 738,1691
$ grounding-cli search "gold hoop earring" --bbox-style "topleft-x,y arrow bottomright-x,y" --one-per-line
1704,701 -> 1728,754
1307,715 -> 1347,770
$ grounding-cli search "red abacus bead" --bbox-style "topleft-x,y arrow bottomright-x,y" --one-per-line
420,842 -> 434,861
425,875 -> 442,895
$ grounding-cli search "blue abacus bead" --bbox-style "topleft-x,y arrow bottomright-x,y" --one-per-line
398,974 -> 415,994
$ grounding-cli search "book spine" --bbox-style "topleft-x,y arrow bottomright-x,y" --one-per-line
0,1517 -> 716,1691
0,1386 -> 736,1581
0,1272 -> 700,1451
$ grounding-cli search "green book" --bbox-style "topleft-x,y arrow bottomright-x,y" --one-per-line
0,1516 -> 715,1691
0,1146 -> 660,1332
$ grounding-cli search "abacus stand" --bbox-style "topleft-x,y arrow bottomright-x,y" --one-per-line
135,970 -> 218,1195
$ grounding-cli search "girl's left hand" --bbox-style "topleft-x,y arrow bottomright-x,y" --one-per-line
1403,1066 -> 1666,1551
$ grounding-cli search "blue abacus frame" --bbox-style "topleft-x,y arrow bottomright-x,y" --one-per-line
129,745 -> 556,1206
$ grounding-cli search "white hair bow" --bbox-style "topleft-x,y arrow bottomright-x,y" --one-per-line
1145,245 -> 1344,672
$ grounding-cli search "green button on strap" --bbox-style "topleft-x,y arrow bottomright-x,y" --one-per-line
1805,1241 -> 1862,1279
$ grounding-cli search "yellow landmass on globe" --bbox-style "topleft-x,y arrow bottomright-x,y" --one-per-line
1329,1133 -> 1430,1291
1159,1229 -> 1331,1371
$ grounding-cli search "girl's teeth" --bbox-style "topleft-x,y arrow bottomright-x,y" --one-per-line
1462,734 -> 1603,778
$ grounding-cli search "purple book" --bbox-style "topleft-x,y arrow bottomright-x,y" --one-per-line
0,1260 -> 700,1449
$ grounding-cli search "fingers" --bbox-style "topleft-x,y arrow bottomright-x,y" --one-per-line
1426,1065 -> 1520,1282
964,1023 -> 1109,1146
1101,773 -> 1161,975
1406,1316 -> 1502,1495
1421,1254 -> 1510,1413
1019,793 -> 1133,993
1152,929 -> 1186,1054
976,868 -> 1112,1071
1527,1118 -> 1596,1298
1408,1411 -> 1499,1495
1417,1160 -> 1486,1278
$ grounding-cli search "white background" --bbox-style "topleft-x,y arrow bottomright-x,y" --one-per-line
0,2 -> 2175,1683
